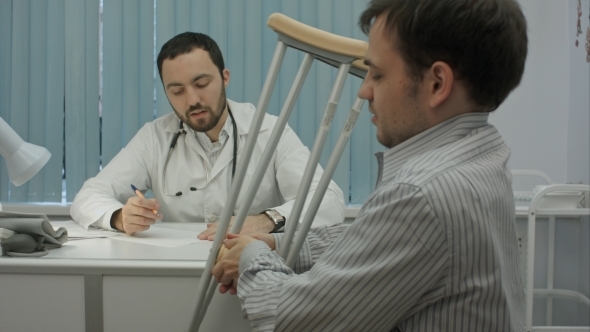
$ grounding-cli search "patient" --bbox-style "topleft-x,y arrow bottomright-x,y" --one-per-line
70,32 -> 345,238
213,0 -> 528,330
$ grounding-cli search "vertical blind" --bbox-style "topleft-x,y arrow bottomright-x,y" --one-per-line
0,0 -> 67,203
0,0 -> 381,205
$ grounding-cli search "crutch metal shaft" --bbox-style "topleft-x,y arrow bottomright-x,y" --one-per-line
278,62 -> 351,259
189,40 -> 287,332
193,53 -> 315,326
285,97 -> 365,267
230,53 -> 315,234
194,52 -> 314,323
190,12 -> 368,331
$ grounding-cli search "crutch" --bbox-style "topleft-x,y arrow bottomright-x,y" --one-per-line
189,13 -> 368,331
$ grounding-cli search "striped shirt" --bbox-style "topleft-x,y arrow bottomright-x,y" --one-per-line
237,113 -> 525,331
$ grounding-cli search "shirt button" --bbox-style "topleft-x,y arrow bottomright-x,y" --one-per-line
207,215 -> 219,223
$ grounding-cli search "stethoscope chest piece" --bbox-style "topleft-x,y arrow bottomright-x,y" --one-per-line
162,108 -> 237,197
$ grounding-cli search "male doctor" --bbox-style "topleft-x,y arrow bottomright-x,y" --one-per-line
70,32 -> 345,237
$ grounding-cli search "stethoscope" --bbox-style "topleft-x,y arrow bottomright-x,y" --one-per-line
162,107 -> 237,196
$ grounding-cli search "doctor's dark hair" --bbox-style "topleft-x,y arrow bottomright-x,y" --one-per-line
157,32 -> 225,81
359,0 -> 528,112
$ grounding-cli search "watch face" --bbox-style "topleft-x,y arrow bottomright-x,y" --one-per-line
265,209 -> 285,232
265,209 -> 280,221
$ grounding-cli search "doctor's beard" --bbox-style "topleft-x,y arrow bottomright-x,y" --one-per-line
181,85 -> 228,133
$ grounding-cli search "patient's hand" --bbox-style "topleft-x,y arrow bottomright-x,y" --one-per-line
197,214 -> 274,240
212,233 -> 258,295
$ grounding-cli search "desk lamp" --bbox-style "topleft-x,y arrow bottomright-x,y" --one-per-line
0,116 -> 51,211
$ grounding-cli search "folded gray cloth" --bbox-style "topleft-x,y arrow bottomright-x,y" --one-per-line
0,218 -> 68,247
0,211 -> 68,256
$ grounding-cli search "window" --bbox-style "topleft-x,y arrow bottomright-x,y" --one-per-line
0,0 -> 380,206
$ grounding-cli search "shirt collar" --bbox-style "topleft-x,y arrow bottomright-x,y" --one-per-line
376,112 -> 490,181
194,109 -> 234,153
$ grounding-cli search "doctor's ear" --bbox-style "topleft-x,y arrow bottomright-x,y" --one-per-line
222,69 -> 230,88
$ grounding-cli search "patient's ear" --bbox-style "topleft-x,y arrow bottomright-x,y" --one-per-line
425,61 -> 454,109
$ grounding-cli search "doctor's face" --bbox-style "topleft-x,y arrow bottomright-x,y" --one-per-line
161,48 -> 230,135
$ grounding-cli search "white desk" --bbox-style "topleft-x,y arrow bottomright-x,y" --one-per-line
0,223 -> 251,332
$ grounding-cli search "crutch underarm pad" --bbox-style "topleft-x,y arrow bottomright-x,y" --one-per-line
352,59 -> 369,73
267,13 -> 368,60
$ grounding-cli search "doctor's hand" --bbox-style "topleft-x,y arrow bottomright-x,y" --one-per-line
197,214 -> 274,240
111,196 -> 162,235
212,233 -> 258,295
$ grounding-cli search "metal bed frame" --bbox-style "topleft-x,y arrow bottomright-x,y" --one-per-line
524,184 -> 589,332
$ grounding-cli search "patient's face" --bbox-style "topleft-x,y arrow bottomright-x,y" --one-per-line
357,15 -> 429,149
161,48 -> 230,138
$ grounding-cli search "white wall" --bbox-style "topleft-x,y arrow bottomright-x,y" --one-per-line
491,0 -> 589,185
567,0 -> 590,185
493,1 -> 589,326
566,0 -> 590,325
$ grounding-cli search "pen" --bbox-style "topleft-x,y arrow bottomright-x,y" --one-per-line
130,184 -> 160,216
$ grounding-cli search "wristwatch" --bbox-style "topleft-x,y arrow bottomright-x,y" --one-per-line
263,209 -> 286,233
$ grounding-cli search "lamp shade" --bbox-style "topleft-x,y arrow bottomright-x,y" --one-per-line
0,117 -> 51,186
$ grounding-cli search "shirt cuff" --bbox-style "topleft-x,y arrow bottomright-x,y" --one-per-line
272,233 -> 283,251
98,208 -> 121,231
239,240 -> 272,274
273,206 -> 289,222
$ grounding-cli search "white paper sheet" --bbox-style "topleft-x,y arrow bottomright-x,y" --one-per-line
109,225 -> 206,247
52,220 -> 121,240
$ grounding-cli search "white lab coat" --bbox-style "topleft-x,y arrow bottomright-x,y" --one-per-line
71,99 -> 345,230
